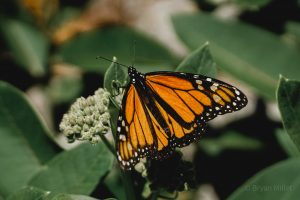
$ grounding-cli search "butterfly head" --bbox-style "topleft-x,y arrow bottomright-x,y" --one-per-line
128,66 -> 145,83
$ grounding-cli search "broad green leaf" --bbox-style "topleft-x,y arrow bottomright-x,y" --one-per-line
0,81 -> 60,198
176,42 -> 217,77
7,187 -> 50,200
227,158 -> 300,200
277,76 -> 300,151
285,21 -> 300,41
56,26 -> 178,73
103,57 -> 128,95
232,0 -> 272,9
285,21 -> 300,48
199,131 -> 262,156
173,13 -> 300,99
0,19 -> 49,77
275,129 -> 300,157
29,143 -> 114,195
49,194 -> 98,200
7,187 -> 99,200
105,58 -> 126,138
46,75 -> 83,104
49,7 -> 81,30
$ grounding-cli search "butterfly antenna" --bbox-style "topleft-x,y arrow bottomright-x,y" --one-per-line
96,56 -> 129,69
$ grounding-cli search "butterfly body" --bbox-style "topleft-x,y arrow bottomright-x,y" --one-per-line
116,67 -> 247,170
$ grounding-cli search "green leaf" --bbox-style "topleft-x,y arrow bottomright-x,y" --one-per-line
232,0 -> 272,9
103,57 -> 128,95
46,76 -> 83,104
49,194 -> 98,200
227,158 -> 300,200
286,21 -> 300,40
0,19 -> 49,77
277,76 -> 300,151
173,13 -> 300,99
49,7 -> 81,30
0,81 -> 60,198
199,131 -> 263,156
176,42 -> 217,77
7,187 -> 99,200
56,26 -> 178,73
29,143 -> 114,195
285,21 -> 300,47
275,129 -> 300,157
7,187 -> 50,200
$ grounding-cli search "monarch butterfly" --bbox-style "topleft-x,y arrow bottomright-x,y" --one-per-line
115,66 -> 247,170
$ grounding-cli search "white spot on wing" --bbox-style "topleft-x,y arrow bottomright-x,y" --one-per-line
119,134 -> 126,141
210,85 -> 217,91
196,80 -> 202,84
213,94 -> 221,102
198,85 -> 204,90
127,143 -> 132,151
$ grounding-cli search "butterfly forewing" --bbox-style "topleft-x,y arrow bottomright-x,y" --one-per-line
116,84 -> 157,169
145,71 -> 247,122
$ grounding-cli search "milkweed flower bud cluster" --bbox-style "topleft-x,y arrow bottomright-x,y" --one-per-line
59,88 -> 111,144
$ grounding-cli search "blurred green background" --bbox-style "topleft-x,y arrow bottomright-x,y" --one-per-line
1,0 -> 300,200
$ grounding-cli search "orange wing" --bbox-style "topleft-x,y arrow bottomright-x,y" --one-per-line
116,85 -> 155,169
116,84 -> 175,168
145,72 -> 247,148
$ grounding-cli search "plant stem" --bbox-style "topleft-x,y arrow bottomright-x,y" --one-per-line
99,134 -> 117,158
150,189 -> 160,200
158,191 -> 178,200
100,133 -> 136,200
120,170 -> 136,200
109,118 -> 117,142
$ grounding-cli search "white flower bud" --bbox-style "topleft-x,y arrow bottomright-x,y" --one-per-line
59,88 -> 111,144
